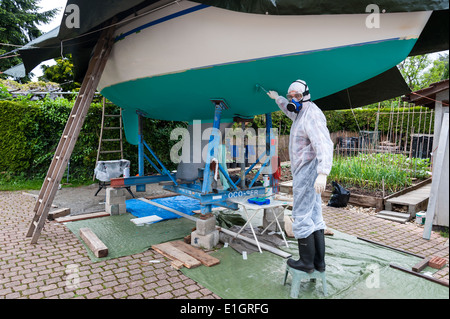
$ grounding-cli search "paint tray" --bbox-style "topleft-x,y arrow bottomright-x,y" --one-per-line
248,197 -> 270,205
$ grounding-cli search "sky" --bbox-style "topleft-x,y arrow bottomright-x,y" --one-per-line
37,0 -> 65,33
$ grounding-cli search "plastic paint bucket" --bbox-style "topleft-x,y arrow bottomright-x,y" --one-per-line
123,167 -> 130,178
263,175 -> 272,197
416,212 -> 426,225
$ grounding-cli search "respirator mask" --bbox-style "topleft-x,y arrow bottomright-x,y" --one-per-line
286,92 -> 303,113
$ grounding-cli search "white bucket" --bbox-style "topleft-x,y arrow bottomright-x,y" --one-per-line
263,175 -> 272,197
416,212 -> 426,225
123,167 -> 130,178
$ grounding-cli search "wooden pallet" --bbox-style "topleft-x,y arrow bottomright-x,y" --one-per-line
26,22 -> 116,244
152,240 -> 220,269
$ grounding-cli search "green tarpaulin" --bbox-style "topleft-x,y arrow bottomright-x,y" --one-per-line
65,208 -> 448,298
181,229 -> 448,299
65,213 -> 195,262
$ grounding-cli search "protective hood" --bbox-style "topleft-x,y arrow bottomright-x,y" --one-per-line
288,80 -> 311,101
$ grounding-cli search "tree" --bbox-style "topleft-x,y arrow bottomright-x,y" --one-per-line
397,55 -> 430,91
398,53 -> 449,91
39,55 -> 81,91
0,0 -> 58,79
421,52 -> 449,86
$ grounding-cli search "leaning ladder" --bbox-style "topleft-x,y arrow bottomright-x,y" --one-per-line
26,24 -> 116,244
93,97 -> 124,180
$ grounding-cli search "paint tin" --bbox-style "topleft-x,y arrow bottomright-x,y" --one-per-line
263,175 -> 272,197
415,212 -> 426,225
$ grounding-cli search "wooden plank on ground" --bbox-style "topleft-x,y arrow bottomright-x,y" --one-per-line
152,242 -> 201,269
171,260 -> 185,270
412,257 -> 431,272
170,240 -> 220,267
55,211 -> 109,223
79,227 -> 108,258
48,207 -> 70,220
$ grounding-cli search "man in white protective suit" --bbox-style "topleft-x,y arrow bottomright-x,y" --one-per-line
267,80 -> 333,273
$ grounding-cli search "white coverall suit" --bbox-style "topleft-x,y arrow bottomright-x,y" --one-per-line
274,94 -> 333,239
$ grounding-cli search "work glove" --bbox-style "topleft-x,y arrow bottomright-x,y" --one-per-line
267,90 -> 279,100
314,173 -> 327,194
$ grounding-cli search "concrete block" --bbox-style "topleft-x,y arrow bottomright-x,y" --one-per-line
106,195 -> 126,205
196,216 -> 217,236
106,203 -> 127,216
191,230 -> 219,250
106,204 -> 119,216
106,187 -> 125,202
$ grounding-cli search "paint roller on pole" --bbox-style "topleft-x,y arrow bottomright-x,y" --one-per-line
255,84 -> 269,94
256,84 -> 279,101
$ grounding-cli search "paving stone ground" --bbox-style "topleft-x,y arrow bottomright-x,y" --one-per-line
0,189 -> 448,299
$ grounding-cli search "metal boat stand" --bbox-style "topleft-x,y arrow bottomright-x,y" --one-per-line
111,99 -> 279,215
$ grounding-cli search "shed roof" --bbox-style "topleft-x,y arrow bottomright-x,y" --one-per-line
402,79 -> 449,107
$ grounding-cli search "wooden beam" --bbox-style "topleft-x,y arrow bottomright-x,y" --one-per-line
55,211 -> 109,223
47,207 -> 70,220
170,240 -> 220,267
412,257 -> 431,272
79,227 -> 108,258
152,242 -> 201,268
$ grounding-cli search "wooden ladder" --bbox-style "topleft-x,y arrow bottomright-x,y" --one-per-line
26,23 -> 116,244
93,97 -> 124,178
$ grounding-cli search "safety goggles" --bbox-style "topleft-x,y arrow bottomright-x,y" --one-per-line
286,92 -> 303,101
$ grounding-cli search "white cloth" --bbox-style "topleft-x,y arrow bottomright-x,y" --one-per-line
274,97 -> 334,238
94,159 -> 130,182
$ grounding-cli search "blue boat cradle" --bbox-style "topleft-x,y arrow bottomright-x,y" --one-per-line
111,99 -> 279,215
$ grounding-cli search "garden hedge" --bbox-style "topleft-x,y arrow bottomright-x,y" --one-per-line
0,98 -> 185,180
0,96 -> 433,181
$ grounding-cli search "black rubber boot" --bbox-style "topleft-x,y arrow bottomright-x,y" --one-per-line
313,229 -> 326,272
287,234 -> 315,273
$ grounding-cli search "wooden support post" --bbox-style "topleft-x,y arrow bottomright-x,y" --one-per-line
423,113 -> 448,239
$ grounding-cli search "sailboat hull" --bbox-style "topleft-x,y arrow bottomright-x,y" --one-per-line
97,1 -> 432,143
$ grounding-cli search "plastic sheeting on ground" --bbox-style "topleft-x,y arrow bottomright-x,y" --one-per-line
181,229 -> 449,299
65,214 -> 195,262
126,195 -> 199,222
